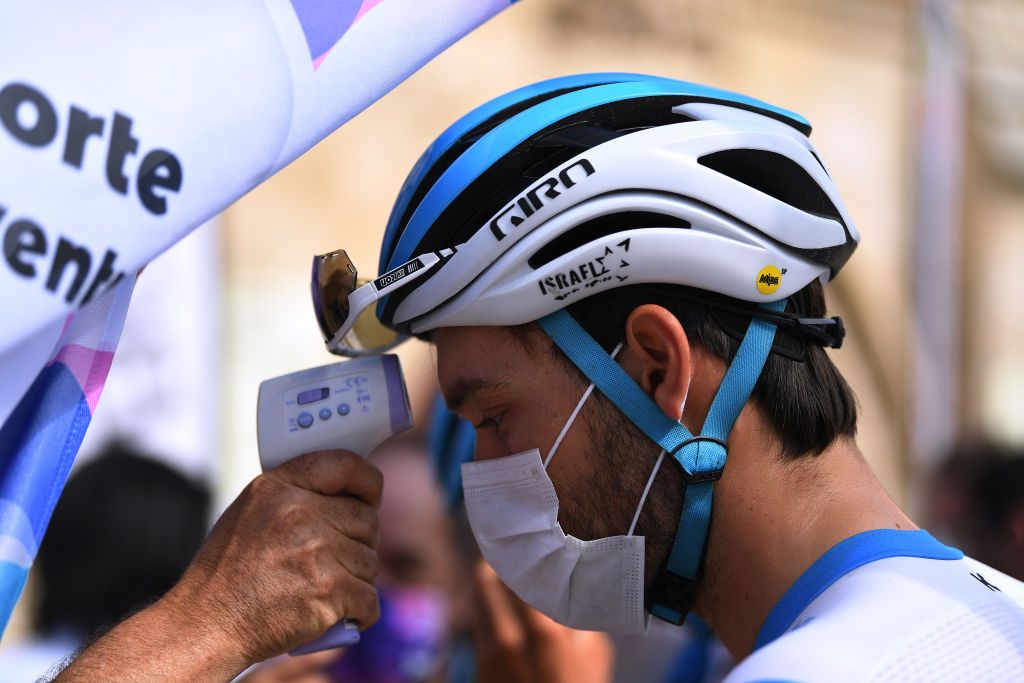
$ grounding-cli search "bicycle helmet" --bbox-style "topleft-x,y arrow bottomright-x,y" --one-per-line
372,72 -> 857,339
355,73 -> 859,626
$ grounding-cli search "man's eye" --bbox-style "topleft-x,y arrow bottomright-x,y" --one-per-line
474,412 -> 504,431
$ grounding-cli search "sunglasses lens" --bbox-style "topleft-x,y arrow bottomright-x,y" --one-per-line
346,302 -> 403,352
311,250 -> 358,342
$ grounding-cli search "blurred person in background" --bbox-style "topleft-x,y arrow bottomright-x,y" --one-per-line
0,441 -> 209,682
325,441 -> 455,683
925,438 -> 1001,546
967,452 -> 1024,581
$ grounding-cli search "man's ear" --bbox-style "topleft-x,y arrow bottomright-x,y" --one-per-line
621,304 -> 692,421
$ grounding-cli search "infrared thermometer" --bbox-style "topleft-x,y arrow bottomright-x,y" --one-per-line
256,354 -> 413,653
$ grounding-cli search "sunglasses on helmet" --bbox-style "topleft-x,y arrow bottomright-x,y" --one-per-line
310,247 -> 455,356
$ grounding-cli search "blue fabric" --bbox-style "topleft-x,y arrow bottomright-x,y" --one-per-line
661,615 -> 715,683
0,365 -> 91,556
666,300 -> 786,584
0,563 -> 27,636
0,364 -> 93,635
651,600 -> 684,624
538,302 -> 784,622
754,529 -> 963,650
380,78 -> 809,276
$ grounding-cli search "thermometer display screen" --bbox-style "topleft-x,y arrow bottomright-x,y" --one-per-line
297,387 -> 330,405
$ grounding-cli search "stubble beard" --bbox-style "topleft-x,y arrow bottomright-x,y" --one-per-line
555,387 -> 685,591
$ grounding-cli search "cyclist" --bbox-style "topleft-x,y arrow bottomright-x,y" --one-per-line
316,73 -> 1024,681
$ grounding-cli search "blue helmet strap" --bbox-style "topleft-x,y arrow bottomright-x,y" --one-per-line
537,300 -> 786,625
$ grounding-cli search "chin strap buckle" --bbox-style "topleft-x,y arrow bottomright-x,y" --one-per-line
671,436 -> 728,484
649,436 -> 727,623
648,570 -> 698,625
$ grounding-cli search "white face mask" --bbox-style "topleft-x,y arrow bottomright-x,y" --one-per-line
461,350 -> 668,634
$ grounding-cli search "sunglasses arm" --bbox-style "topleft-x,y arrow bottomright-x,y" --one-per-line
326,284 -> 380,351
323,247 -> 457,353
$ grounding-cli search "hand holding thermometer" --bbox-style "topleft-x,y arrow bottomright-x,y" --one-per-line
256,354 -> 413,654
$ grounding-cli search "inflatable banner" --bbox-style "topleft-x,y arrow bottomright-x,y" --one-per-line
0,0 -> 515,637
0,0 -> 514,422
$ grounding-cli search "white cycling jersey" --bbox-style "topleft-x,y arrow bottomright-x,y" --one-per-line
725,529 -> 1024,683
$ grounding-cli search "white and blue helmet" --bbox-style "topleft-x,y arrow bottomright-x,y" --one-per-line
368,73 -> 860,626
374,72 -> 858,339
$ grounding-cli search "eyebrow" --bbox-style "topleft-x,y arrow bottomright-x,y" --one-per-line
444,376 -> 511,415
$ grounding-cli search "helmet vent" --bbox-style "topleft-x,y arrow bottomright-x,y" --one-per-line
698,149 -> 841,222
391,85 -> 604,247
528,210 -> 690,269
809,150 -> 830,177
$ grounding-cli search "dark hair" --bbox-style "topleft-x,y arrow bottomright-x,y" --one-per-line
560,280 -> 858,459
34,441 -> 210,638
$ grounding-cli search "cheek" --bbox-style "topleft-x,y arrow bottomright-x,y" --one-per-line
472,411 -> 551,461
543,421 -> 590,489
473,432 -> 511,461
473,429 -> 531,461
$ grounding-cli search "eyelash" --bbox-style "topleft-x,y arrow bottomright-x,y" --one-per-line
474,412 -> 504,431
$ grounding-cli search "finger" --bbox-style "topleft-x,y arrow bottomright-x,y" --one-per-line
472,561 -> 525,655
500,566 -> 589,675
511,584 -> 564,638
519,603 -> 571,663
271,450 -> 383,507
504,579 -> 570,659
321,496 -> 380,549
329,534 -> 380,585
328,573 -> 380,629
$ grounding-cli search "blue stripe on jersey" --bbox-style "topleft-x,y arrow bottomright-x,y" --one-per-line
380,78 -> 810,276
755,529 -> 963,651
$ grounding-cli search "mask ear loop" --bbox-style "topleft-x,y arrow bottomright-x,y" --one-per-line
628,449 -> 666,536
628,387 -> 689,536
544,342 -> 624,469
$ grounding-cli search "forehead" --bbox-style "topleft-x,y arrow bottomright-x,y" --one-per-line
434,326 -> 533,402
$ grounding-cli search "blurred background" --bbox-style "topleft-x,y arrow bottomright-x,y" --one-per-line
2,0 -> 1023,681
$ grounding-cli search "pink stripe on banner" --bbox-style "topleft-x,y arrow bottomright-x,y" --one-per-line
355,0 -> 384,21
46,344 -> 115,413
58,313 -> 74,339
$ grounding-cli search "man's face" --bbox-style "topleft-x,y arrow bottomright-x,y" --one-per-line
435,324 -> 674,545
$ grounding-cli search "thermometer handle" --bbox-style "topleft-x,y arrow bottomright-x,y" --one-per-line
289,619 -> 360,656
257,355 -> 414,657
